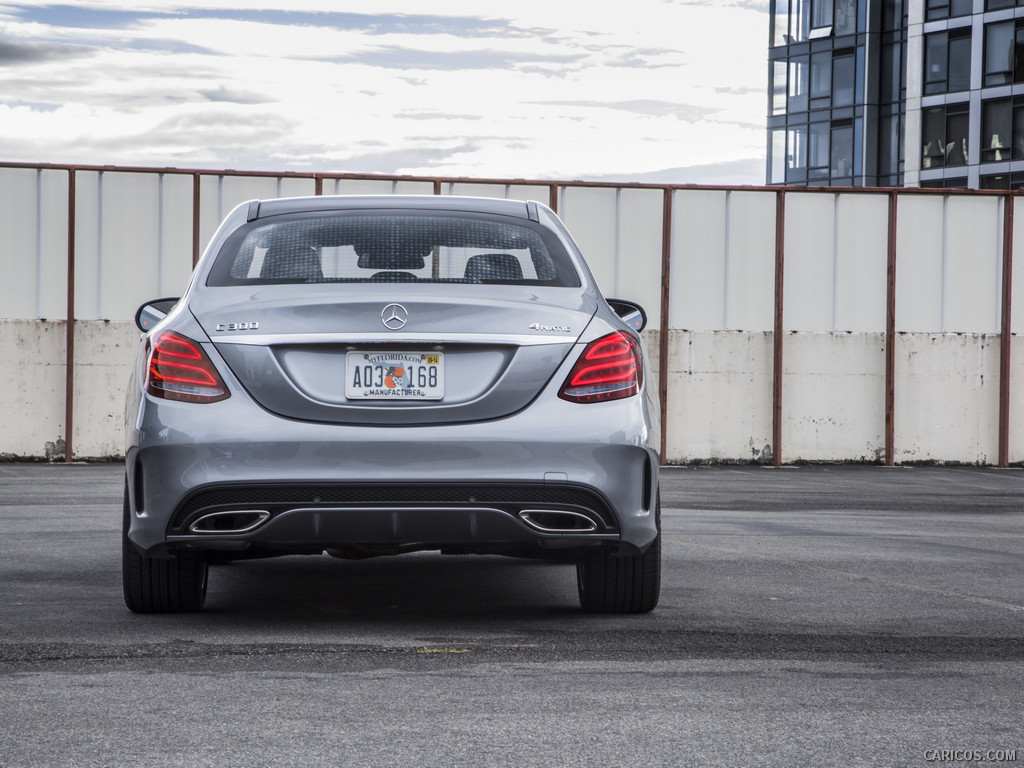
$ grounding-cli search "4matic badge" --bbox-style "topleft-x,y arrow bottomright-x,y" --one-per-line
529,322 -> 572,332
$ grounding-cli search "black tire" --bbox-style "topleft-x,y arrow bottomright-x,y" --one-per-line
576,502 -> 661,614
122,481 -> 208,613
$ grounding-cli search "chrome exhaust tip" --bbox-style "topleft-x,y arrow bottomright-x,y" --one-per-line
518,509 -> 599,533
189,510 -> 270,534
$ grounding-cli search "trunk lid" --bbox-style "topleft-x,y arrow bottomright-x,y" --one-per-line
191,285 -> 596,425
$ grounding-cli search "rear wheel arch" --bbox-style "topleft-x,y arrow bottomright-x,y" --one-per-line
576,498 -> 661,614
122,478 -> 208,614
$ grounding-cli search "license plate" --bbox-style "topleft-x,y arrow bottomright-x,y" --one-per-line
345,351 -> 444,400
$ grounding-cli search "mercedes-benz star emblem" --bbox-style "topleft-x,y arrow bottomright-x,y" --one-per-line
381,303 -> 409,330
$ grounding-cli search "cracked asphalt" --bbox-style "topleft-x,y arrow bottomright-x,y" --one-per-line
1,463 -> 1022,767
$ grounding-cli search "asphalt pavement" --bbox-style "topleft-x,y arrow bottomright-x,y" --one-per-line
1,462 -> 1022,768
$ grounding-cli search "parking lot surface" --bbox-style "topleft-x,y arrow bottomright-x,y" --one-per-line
1,463 -> 1022,767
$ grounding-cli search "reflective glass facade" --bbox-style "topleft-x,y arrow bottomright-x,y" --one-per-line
769,0 -> 1024,189
767,0 -> 884,186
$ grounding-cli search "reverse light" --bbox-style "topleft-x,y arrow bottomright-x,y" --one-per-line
146,331 -> 230,403
558,331 -> 642,404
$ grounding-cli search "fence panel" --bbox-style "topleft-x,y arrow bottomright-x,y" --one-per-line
0,168 -> 69,320
894,193 -> 1003,334
895,194 -> 945,332
558,187 -> 618,295
724,191 -> 778,332
785,192 -> 835,332
0,168 -> 43,319
835,192 -> 889,333
616,188 -> 664,328
1012,202 -> 1024,336
943,195 -> 1002,334
668,189 -> 727,330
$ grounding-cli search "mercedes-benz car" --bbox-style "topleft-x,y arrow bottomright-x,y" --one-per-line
123,195 -> 661,614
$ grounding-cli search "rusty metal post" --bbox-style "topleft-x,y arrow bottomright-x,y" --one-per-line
659,189 -> 673,465
315,175 -> 324,196
999,193 -> 1015,467
191,173 -> 201,268
885,191 -> 898,466
772,190 -> 786,467
549,185 -> 559,214
64,168 -> 77,463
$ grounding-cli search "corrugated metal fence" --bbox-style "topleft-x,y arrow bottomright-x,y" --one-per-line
1,161 -> 1020,464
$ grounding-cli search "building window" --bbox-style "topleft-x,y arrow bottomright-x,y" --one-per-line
772,60 -> 787,115
986,0 -> 1024,10
834,0 -> 857,35
883,0 -> 907,32
788,125 -> 808,182
880,38 -> 905,104
984,21 -> 1024,87
879,114 -> 902,178
920,177 -> 969,189
982,97 -> 1024,162
771,129 -> 787,184
980,172 -> 1024,189
773,0 -> 859,43
802,119 -> 857,181
789,56 -> 809,112
810,0 -> 858,36
812,0 -> 833,29
925,29 -> 971,95
832,52 -> 856,106
831,123 -> 854,177
922,103 -> 969,169
773,1 -> 790,46
810,52 -> 832,100
809,122 -> 831,179
926,0 -> 972,19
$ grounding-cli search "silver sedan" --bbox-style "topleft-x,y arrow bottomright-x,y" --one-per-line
123,195 -> 661,613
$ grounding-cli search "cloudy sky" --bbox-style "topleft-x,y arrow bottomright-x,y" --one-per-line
0,1 -> 770,185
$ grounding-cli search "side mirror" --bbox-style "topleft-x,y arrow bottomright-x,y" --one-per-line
135,298 -> 180,332
607,299 -> 647,332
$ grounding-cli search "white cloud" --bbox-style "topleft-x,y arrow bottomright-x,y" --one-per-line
0,1 -> 768,184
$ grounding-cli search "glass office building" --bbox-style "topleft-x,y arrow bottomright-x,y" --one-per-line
767,0 -> 905,186
768,0 -> 1024,189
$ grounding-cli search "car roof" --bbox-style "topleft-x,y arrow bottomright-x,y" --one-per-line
250,195 -> 533,221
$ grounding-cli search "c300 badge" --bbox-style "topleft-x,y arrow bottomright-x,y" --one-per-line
215,321 -> 259,331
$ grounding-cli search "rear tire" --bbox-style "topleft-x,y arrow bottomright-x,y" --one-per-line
576,501 -> 661,614
122,482 -> 207,613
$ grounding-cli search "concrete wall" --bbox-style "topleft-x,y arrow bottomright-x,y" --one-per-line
0,164 -> 1019,464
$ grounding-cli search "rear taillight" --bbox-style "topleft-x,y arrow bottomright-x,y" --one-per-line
146,331 -> 230,404
558,331 -> 642,404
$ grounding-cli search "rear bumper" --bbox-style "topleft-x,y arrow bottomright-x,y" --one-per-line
126,355 -> 660,558
165,482 -> 622,557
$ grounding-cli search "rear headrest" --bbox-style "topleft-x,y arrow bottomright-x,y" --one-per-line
464,253 -> 524,282
354,238 -> 431,270
260,247 -> 322,280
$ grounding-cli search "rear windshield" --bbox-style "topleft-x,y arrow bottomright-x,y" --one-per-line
206,211 -> 581,287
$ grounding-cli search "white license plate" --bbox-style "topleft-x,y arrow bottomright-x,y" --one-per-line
345,351 -> 444,400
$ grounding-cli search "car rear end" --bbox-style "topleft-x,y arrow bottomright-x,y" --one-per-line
123,196 -> 660,613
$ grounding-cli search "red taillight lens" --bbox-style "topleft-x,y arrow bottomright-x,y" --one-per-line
146,331 -> 229,403
558,331 -> 643,404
